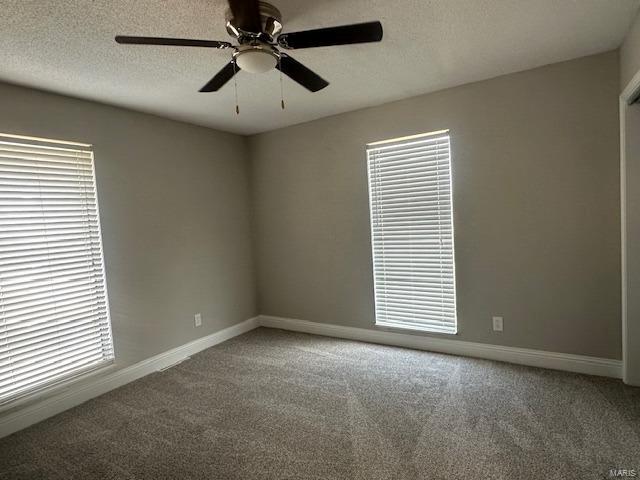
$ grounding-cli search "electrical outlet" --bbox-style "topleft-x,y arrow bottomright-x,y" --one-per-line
492,316 -> 503,332
194,313 -> 202,328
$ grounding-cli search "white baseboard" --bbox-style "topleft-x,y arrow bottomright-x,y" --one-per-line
1,314 -> 623,439
0,316 -> 259,439
257,315 -> 622,379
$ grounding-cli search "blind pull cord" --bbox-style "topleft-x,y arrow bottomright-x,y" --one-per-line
279,55 -> 285,110
233,58 -> 240,115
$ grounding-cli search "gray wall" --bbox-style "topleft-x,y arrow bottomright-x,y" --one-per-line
621,9 -> 640,90
249,51 -> 621,359
0,81 -> 256,380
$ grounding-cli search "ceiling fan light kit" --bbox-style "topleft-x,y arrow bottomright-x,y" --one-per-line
234,45 -> 278,74
115,0 -> 383,112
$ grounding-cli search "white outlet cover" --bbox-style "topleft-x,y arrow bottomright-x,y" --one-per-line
492,316 -> 503,332
194,313 -> 202,327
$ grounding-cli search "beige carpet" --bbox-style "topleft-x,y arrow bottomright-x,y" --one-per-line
1,327 -> 639,479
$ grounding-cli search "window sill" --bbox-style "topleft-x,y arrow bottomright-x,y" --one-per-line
375,321 -> 458,336
0,359 -> 116,414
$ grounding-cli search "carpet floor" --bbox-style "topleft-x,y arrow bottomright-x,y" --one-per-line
1,327 -> 639,479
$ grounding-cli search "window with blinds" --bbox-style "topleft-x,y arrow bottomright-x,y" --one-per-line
366,130 -> 457,334
0,133 -> 114,405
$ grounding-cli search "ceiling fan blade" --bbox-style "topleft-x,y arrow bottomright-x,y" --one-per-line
115,36 -> 232,49
277,21 -> 383,49
227,0 -> 262,33
199,61 -> 239,92
277,53 -> 328,92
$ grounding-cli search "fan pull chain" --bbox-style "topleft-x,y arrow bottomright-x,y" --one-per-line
233,59 -> 240,115
279,55 -> 285,110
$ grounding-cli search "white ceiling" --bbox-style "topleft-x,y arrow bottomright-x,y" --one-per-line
1,0 -> 638,135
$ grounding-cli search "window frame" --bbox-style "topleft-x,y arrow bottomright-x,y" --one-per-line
366,130 -> 458,335
0,133 -> 115,407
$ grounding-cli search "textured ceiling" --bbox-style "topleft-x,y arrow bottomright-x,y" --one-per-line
1,0 -> 638,135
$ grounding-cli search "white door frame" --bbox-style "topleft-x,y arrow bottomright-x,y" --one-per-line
620,69 -> 640,384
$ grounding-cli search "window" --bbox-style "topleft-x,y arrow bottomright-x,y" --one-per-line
0,133 -> 114,405
366,130 -> 457,334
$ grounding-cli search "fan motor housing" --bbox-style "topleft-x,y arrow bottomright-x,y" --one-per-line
225,1 -> 283,40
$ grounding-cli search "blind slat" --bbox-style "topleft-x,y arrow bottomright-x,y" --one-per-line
4,307 -> 108,335
1,330 -> 110,368
3,311 -> 110,339
0,351 -> 107,392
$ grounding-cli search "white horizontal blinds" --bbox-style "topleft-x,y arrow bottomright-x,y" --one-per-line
367,131 -> 457,334
0,134 -> 114,404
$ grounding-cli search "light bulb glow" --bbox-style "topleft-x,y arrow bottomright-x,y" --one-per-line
236,49 -> 278,74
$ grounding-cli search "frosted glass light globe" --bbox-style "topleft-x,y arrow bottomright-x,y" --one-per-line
236,49 -> 277,73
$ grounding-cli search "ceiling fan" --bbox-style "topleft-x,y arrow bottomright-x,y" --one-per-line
115,0 -> 383,94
